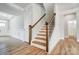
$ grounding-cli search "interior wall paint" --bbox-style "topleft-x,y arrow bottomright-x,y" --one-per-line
44,3 -> 54,22
48,4 -> 62,53
76,11 -> 79,41
24,3 -> 46,42
64,13 -> 76,37
68,20 -> 76,36
9,14 -> 25,41
24,4 -> 32,42
49,4 -> 79,53
32,3 -> 46,39
32,3 -> 45,25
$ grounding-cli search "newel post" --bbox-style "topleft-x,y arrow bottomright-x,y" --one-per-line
29,25 -> 32,45
45,22 -> 48,52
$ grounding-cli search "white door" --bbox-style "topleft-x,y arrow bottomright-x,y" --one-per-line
68,20 -> 76,37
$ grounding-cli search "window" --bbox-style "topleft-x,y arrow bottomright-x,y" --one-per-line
68,20 -> 76,24
0,23 -> 5,27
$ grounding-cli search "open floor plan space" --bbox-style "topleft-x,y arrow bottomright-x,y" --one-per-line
0,36 -> 47,55
0,3 -> 78,55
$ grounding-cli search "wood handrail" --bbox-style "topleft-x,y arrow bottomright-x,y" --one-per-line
32,13 -> 46,28
29,13 -> 56,52
29,13 -> 46,45
45,13 -> 56,52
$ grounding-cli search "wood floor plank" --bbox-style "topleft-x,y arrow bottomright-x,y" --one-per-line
9,45 -> 47,55
50,36 -> 79,55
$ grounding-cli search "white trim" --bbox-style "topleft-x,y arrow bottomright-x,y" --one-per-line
61,7 -> 79,15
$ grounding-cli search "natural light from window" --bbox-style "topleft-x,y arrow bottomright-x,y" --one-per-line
0,23 -> 5,27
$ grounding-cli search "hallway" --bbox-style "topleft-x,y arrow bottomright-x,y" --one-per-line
50,36 -> 79,55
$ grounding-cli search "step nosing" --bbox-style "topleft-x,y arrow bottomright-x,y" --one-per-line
32,41 -> 46,46
35,38 -> 46,41
35,37 -> 46,39
38,34 -> 46,35
35,37 -> 46,41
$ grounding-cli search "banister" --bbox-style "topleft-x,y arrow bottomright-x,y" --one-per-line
29,13 -> 56,52
45,13 -> 56,52
32,13 -> 46,28
29,13 -> 46,45
29,25 -> 32,45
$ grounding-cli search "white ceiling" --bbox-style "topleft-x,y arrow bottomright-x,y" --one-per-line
0,3 -> 29,20
0,3 -> 79,20
15,3 -> 29,9
57,3 -> 79,11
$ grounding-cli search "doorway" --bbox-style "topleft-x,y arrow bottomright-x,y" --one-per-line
64,13 -> 77,38
68,20 -> 76,37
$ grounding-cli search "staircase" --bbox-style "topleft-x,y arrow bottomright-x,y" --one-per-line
29,13 -> 56,52
31,25 -> 46,50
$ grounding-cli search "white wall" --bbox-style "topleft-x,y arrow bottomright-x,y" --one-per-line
76,11 -> 79,41
24,4 -> 46,42
32,3 -> 46,39
68,20 -> 76,36
64,14 -> 76,37
9,14 -> 25,41
9,3 -> 46,42
32,4 -> 45,25
49,3 -> 79,53
49,4 -> 63,53
24,4 -> 32,42
44,3 -> 54,22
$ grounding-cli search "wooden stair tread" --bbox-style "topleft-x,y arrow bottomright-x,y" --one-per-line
36,35 -> 46,38
37,34 -> 46,36
39,31 -> 46,33
41,29 -> 46,30
34,38 -> 46,41
38,33 -> 46,34
34,39 -> 45,41
35,37 -> 46,40
32,41 -> 46,46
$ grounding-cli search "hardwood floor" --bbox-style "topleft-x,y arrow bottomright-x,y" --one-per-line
1,36 -> 79,55
0,36 -> 47,55
50,36 -> 79,55
49,40 -> 64,55
9,45 -> 47,55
